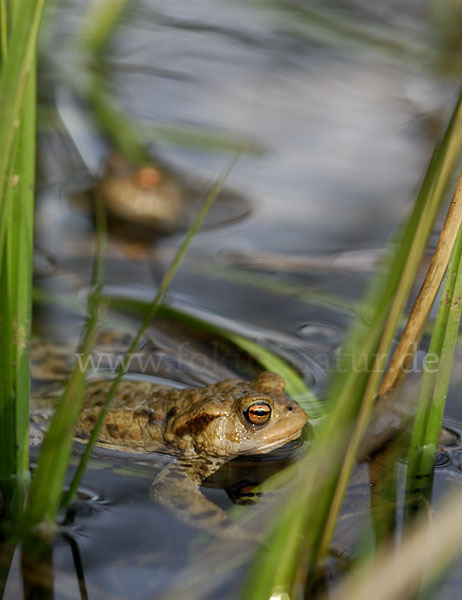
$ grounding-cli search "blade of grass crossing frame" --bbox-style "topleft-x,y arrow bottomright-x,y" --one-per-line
214,332 -> 321,415
7,73 -> 36,484
107,297 -> 321,416
78,0 -> 149,166
75,0 -> 262,167
61,155 -> 238,508
31,288 -> 320,416
23,197 -> 107,527
77,0 -> 129,55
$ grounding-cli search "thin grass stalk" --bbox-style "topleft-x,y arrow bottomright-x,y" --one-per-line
406,222 -> 462,498
87,79 -> 149,165
77,0 -> 148,165
195,260 -> 357,311
6,72 -> 36,485
221,332 -> 321,415
112,256 -> 462,332
74,0 -> 260,165
61,155 -> 238,508
23,197 -> 107,528
140,121 -> 264,155
107,297 -> 321,416
43,2 -> 261,162
0,38 -> 37,522
30,288 -> 319,416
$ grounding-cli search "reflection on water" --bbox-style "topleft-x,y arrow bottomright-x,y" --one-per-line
12,0 -> 462,598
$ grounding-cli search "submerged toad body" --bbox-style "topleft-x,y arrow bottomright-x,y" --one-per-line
74,372 -> 307,536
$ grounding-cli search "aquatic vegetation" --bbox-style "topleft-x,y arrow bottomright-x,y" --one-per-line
62,155 -> 238,508
23,197 -> 107,528
241,90 -> 462,598
0,1 -> 461,599
0,0 -> 46,523
406,198 -> 462,500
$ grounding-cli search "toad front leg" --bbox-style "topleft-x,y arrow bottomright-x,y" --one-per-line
149,462 -> 254,540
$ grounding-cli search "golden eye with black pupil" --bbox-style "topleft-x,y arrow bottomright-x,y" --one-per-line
244,402 -> 271,425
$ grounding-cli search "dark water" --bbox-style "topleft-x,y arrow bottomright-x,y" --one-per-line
7,0 -> 462,598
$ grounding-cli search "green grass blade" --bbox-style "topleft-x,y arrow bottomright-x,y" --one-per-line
78,0 -> 129,56
31,287 -> 320,416
108,298 -> 321,416
141,122 -> 265,156
87,78 -> 150,164
83,72 -> 263,165
61,155 -> 238,508
222,332 -> 320,415
0,0 -> 7,61
0,146 -> 19,504
70,0 -> 262,165
6,73 -> 36,479
193,261 -> 357,312
76,0 -> 154,165
0,31 -> 38,518
23,198 -> 107,528
406,197 -> 462,498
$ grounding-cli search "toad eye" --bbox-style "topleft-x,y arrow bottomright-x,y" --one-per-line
244,402 -> 272,425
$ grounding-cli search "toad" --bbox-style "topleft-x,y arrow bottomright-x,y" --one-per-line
68,372 -> 307,537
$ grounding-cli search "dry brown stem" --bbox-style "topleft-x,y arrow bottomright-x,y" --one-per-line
378,167 -> 462,405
